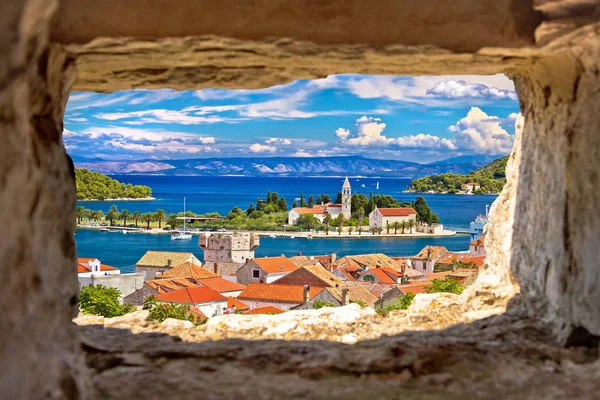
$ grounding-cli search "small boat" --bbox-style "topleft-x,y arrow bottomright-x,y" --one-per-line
100,228 -> 109,232
171,197 -> 192,241
376,181 -> 379,190
361,184 -> 365,188
307,235 -> 313,240
269,234 -> 276,239
290,236 -> 296,239
122,230 -> 127,235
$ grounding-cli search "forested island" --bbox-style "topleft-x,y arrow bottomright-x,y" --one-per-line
407,156 -> 508,194
75,168 -> 153,200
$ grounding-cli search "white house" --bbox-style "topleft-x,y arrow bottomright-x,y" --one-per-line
155,286 -> 228,317
236,256 -> 299,285
77,258 -> 144,298
368,207 -> 417,230
288,178 -> 351,225
461,182 -> 481,193
411,246 -> 451,274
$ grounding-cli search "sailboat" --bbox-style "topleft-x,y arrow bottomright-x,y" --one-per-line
171,197 -> 193,241
376,181 -> 379,190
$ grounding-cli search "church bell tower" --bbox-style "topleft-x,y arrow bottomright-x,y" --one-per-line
342,177 -> 351,219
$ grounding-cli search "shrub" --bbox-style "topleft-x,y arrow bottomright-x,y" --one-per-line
312,300 -> 337,309
424,278 -> 464,295
143,296 -> 207,325
79,285 -> 135,317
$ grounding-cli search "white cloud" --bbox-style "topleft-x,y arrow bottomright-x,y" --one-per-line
198,137 -> 216,144
265,138 -> 292,145
249,143 -> 277,153
128,89 -> 183,105
426,80 -> 518,100
335,128 -> 350,140
392,134 -> 456,150
68,117 -> 88,122
292,150 -> 312,157
94,109 -> 227,125
448,107 -> 515,154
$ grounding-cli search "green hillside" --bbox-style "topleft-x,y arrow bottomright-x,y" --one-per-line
75,168 -> 152,200
407,156 -> 508,194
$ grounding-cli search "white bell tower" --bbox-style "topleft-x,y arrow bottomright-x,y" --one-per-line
342,177 -> 351,219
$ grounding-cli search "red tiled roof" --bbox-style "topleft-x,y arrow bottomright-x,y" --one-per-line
470,236 -> 486,247
77,258 -> 118,273
252,257 -> 299,274
189,306 -> 208,320
227,296 -> 249,310
398,283 -> 430,295
272,265 -> 342,288
375,208 -> 416,217
366,267 -> 400,284
238,283 -> 324,303
413,246 -> 451,261
147,279 -> 198,292
244,306 -> 285,315
459,255 -> 486,267
336,267 -> 359,281
161,262 -> 218,280
156,286 -> 227,304
292,207 -> 325,215
199,277 -> 246,293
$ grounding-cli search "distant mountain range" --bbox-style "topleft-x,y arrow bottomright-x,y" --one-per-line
71,155 -> 502,178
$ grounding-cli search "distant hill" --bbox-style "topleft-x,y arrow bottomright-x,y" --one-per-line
73,155 -> 500,178
407,156 -> 509,194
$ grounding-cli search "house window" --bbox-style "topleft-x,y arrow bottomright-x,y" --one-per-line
363,275 -> 375,282
252,269 -> 260,278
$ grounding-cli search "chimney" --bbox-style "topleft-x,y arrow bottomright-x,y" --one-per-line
167,259 -> 172,268
330,253 -> 337,263
214,263 -> 219,274
341,288 -> 349,306
303,285 -> 310,304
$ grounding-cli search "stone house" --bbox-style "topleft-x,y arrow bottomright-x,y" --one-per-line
236,256 -> 299,285
135,251 -> 201,280
292,285 -> 378,310
469,236 -> 486,257
272,265 -> 342,288
237,283 -> 324,311
368,207 -> 417,230
155,286 -> 228,317
411,246 -> 452,274
199,232 -> 260,276
159,262 -> 218,280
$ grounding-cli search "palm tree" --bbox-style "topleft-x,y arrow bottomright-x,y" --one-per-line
156,209 -> 166,228
357,207 -> 365,235
348,226 -> 354,236
76,206 -> 85,224
167,214 -> 179,229
142,213 -> 154,229
90,210 -> 99,222
370,227 -> 378,235
323,214 -> 332,236
97,210 -> 104,222
133,211 -> 140,227
393,221 -> 401,234
377,227 -> 384,235
386,222 -> 391,234
121,209 -> 131,225
408,219 -> 416,233
401,221 -> 408,234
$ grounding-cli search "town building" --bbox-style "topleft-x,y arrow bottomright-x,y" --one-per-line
287,177 -> 351,225
199,232 -> 260,276
272,265 -> 342,288
292,285 -> 378,310
236,256 -> 299,285
197,277 -> 246,297
333,265 -> 364,281
123,283 -> 160,307
360,266 -> 404,284
368,207 -> 417,230
470,236 -> 486,257
238,283 -> 325,311
411,246 -> 452,274
77,257 -> 144,298
461,182 -> 481,193
135,251 -> 201,280
159,262 -> 218,280
155,286 -> 228,317
290,254 -> 337,270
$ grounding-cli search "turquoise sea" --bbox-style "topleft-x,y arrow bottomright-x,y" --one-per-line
75,175 -> 496,273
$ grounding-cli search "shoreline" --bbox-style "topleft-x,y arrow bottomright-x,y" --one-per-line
76,225 -> 461,239
78,197 -> 156,202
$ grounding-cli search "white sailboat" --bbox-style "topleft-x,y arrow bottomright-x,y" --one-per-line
376,181 -> 379,190
171,197 -> 193,241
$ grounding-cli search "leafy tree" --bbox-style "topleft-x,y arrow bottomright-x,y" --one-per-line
75,168 -> 152,200
424,278 -> 464,295
155,209 -> 166,228
292,200 -> 298,208
78,285 -> 135,317
377,227 -> 384,235
246,203 -> 255,215
407,219 -> 416,233
76,206 -> 86,224
337,213 -> 346,235
335,191 -> 342,204
296,214 -> 319,230
392,221 -> 401,234
106,205 -> 118,226
300,192 -> 307,208
322,194 -> 332,203
357,207 -> 365,235
132,211 -> 140,227
121,209 -> 131,225
143,296 -> 206,325
323,213 -> 332,235
249,210 -> 266,219
167,214 -> 180,229
386,222 -> 391,234
308,195 -> 314,207
378,293 -> 416,314
348,226 -> 354,235
227,207 -> 245,220
401,221 -> 409,234
278,197 -> 288,212
312,300 -> 337,309
370,227 -> 378,235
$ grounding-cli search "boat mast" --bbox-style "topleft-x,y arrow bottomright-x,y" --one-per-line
183,197 -> 186,231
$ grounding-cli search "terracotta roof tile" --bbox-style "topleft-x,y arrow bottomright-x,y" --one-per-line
375,208 -> 416,217
325,286 -> 378,307
365,267 -> 400,284
292,207 -> 326,215
161,262 -> 218,280
146,279 -> 198,292
135,251 -> 197,267
458,255 -> 486,267
77,258 -> 119,273
273,265 -> 343,288
413,246 -> 451,261
238,283 -> 324,303
244,306 -> 285,315
470,236 -> 486,247
252,256 -> 299,274
227,296 -> 249,311
198,277 -> 246,293
156,286 -> 227,304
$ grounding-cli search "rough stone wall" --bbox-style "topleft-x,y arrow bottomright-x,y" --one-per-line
0,1 -> 86,398
508,24 -> 600,342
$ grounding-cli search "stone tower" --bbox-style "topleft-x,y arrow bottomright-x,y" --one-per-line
198,232 -> 260,275
342,176 -> 351,219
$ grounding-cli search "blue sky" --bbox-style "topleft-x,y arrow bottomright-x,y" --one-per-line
64,74 -> 520,163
